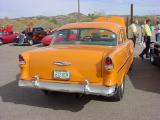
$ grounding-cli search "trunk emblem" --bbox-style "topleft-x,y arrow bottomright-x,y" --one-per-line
54,61 -> 71,66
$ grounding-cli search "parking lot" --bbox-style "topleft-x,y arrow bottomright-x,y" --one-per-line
0,43 -> 160,120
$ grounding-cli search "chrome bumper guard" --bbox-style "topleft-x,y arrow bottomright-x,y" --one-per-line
18,78 -> 116,97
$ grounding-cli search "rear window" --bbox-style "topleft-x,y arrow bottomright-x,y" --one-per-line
52,28 -> 117,46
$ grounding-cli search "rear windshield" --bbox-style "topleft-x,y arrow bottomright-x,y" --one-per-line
52,28 -> 117,46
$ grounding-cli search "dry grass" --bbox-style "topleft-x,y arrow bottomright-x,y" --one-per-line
1,13 -> 160,32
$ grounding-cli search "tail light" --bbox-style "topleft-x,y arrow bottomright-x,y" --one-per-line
19,54 -> 25,65
104,57 -> 114,71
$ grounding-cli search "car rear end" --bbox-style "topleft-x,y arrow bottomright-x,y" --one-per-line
18,45 -> 117,97
18,22 -> 127,100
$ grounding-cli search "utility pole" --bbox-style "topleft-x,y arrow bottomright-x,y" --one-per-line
78,0 -> 80,21
126,16 -> 129,38
130,3 -> 133,24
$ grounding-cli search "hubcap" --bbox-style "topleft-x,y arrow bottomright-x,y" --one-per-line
150,55 -> 154,63
29,40 -> 33,45
121,81 -> 124,93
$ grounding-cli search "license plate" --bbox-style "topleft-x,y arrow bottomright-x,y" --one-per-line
53,70 -> 70,80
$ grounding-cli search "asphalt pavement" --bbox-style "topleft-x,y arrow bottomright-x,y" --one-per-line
0,43 -> 160,120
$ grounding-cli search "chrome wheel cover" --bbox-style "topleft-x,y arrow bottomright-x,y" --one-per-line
150,55 -> 155,63
29,40 -> 33,45
121,81 -> 124,93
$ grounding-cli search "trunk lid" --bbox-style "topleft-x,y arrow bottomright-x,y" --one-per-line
29,45 -> 114,83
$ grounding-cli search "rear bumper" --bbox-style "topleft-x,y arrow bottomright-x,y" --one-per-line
18,79 -> 117,97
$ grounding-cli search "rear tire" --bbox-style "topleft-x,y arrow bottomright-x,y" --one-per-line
129,62 -> 133,71
0,38 -> 3,45
75,93 -> 83,98
113,76 -> 125,101
41,90 -> 51,95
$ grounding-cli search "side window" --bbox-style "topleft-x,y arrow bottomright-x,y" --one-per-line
32,28 -> 35,32
68,29 -> 78,41
40,27 -> 44,31
118,29 -> 126,44
55,30 -> 68,42
36,28 -> 43,32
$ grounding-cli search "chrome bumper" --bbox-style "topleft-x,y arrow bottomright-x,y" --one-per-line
18,79 -> 117,97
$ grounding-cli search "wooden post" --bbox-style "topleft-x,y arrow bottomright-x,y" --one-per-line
130,4 -> 133,24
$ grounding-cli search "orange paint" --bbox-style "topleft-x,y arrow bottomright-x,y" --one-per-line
19,17 -> 134,88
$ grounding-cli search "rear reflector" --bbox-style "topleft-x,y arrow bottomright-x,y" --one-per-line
19,54 -> 25,65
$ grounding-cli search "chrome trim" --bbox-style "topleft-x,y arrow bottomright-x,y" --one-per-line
54,61 -> 71,66
117,55 -> 130,73
18,79 -> 116,97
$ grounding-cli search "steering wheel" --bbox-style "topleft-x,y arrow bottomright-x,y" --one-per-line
81,36 -> 92,41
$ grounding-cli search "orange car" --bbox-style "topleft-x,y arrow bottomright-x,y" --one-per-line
18,16 -> 134,101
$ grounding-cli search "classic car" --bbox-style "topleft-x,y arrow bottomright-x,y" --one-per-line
13,27 -> 47,45
18,16 -> 134,101
150,33 -> 160,65
41,35 -> 53,46
0,32 -> 18,45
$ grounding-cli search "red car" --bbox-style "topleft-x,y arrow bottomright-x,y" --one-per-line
41,35 -> 53,46
0,32 -> 18,45
41,33 -> 77,46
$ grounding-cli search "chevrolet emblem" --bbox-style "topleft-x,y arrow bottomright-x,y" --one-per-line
54,61 -> 71,66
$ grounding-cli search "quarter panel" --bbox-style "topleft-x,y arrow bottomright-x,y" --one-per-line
102,41 -> 133,86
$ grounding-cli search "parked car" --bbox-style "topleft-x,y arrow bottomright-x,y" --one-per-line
18,16 -> 134,101
13,27 -> 47,45
150,33 -> 160,65
41,35 -> 53,46
0,32 -> 18,45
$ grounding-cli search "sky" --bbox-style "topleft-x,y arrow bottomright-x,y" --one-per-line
0,0 -> 160,18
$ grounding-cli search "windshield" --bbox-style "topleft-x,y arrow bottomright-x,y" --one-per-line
52,28 -> 117,46
0,32 -> 6,36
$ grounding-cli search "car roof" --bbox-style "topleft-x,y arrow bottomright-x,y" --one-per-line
58,22 -> 123,33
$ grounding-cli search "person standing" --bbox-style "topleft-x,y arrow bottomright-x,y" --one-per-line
128,19 -> 138,48
1,26 -> 6,32
140,24 -> 145,46
6,25 -> 13,34
139,19 -> 152,59
155,21 -> 160,41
